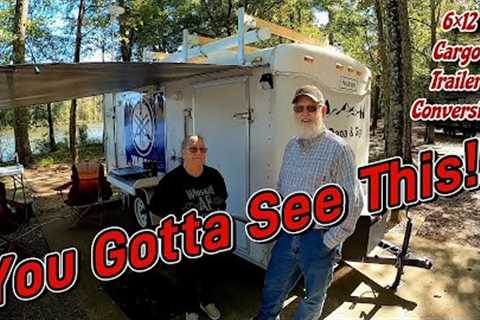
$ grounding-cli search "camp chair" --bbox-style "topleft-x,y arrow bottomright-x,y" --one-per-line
0,182 -> 31,252
54,160 -> 113,228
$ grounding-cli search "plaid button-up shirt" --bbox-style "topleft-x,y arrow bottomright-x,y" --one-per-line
277,130 -> 364,249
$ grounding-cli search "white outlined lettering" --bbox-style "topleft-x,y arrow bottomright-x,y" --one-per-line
245,184 -> 347,243
358,138 -> 480,213
90,210 -> 234,281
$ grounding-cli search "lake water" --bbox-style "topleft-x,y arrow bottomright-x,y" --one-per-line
0,123 -> 103,161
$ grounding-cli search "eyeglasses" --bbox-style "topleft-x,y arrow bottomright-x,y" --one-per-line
293,104 -> 320,113
188,147 -> 208,153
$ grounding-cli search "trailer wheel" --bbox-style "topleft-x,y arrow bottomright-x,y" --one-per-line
131,192 -> 152,229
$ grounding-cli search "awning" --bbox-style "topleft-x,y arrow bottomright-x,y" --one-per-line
0,62 -> 261,109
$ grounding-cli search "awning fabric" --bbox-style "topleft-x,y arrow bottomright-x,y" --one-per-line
0,62 -> 260,109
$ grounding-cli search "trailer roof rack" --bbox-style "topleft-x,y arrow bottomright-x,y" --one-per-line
147,7 -> 327,65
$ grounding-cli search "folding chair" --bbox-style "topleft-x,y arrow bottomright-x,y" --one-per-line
54,160 -> 113,229
0,182 -> 31,252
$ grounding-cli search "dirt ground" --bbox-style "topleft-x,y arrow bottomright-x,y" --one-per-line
0,121 -> 479,319
0,218 -> 87,319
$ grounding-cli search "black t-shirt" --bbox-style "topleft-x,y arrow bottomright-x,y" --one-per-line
149,165 -> 228,218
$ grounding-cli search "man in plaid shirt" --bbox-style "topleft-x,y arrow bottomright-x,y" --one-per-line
253,85 -> 364,320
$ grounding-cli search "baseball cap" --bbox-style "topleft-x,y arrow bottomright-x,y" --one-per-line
292,85 -> 324,104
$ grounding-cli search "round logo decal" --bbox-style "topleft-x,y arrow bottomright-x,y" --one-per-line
132,97 -> 155,156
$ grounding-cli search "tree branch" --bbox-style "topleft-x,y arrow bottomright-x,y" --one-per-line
408,16 -> 431,28
411,45 -> 430,62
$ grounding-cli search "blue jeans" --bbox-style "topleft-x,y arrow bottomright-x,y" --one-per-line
256,229 -> 338,320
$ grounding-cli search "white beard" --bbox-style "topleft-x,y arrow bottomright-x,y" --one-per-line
295,118 -> 326,140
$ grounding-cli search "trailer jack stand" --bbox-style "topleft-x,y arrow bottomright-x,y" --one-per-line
387,215 -> 433,289
350,215 -> 433,291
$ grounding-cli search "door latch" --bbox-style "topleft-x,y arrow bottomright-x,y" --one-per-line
233,109 -> 254,121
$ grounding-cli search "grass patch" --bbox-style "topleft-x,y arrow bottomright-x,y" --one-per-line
32,142 -> 104,167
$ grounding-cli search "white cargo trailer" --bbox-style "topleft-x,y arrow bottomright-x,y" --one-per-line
104,41 -> 371,268
0,8 -> 431,288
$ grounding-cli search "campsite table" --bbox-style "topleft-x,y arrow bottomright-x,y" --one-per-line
0,164 -> 27,205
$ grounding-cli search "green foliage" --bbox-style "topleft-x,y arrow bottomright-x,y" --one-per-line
78,124 -> 88,145
3,0 -> 480,164
407,0 -> 479,98
33,140 -> 103,167
247,0 -> 325,48
77,96 -> 103,124
1,0 -> 71,63
316,0 -> 478,102
73,0 -> 111,60
0,108 -> 14,128
115,0 -> 326,55
0,96 -> 103,132
315,0 -> 379,73
33,134 -> 55,154
0,0 -> 14,63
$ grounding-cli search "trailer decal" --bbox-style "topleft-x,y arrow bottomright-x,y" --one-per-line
325,100 -> 366,119
121,91 -> 166,172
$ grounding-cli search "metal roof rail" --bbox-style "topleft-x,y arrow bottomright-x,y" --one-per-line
146,7 -> 326,64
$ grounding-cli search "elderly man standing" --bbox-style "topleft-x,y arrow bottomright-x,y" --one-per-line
253,85 -> 364,320
149,135 -> 227,320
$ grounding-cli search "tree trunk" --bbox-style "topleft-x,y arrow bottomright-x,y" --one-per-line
69,0 -> 85,164
47,103 -> 56,151
370,76 -> 380,135
118,0 -> 133,62
398,0 -> 413,163
384,0 -> 412,161
384,0 -> 414,224
12,0 -> 32,166
424,123 -> 435,144
425,0 -> 441,144
69,99 -> 78,163
374,0 -> 390,148
225,0 -> 234,36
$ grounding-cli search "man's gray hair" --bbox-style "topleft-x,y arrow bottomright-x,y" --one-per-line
181,135 -> 205,150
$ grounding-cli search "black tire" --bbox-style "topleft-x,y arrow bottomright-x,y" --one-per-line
130,192 -> 152,230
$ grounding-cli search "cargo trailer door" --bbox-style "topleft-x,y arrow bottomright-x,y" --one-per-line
193,77 -> 251,258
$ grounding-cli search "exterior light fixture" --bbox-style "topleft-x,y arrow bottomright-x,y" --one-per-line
260,73 -> 273,90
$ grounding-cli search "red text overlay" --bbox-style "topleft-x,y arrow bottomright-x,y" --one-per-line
410,10 -> 480,121
358,138 -> 479,213
245,184 -> 347,242
441,10 -> 479,33
432,40 -> 480,68
429,69 -> 480,92
0,210 -> 233,307
91,210 -> 234,281
0,248 -> 78,308
410,98 -> 480,121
